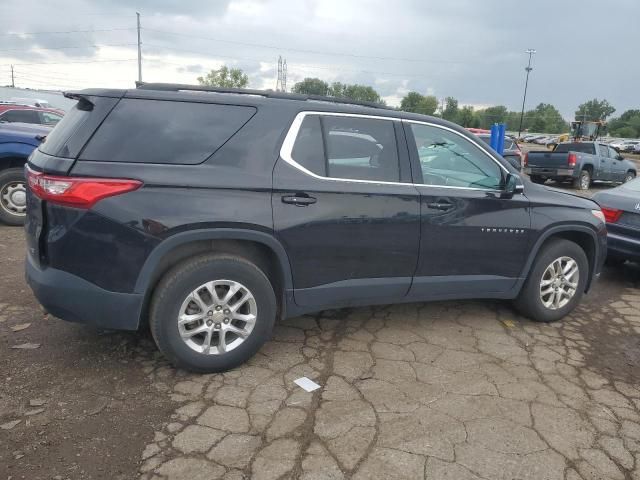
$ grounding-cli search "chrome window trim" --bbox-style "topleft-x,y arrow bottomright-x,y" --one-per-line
279,110 -> 512,192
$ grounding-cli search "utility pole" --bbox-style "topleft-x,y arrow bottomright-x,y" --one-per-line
10,65 -> 15,88
517,48 -> 536,137
136,12 -> 142,84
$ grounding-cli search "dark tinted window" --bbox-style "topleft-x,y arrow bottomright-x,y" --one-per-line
322,116 -> 399,182
410,123 -> 502,189
39,99 -> 92,157
41,111 -> 62,124
554,143 -> 595,154
291,115 -> 326,176
0,109 -> 40,124
81,99 -> 256,164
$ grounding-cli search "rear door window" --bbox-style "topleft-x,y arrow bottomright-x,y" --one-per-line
598,144 -> 609,157
322,116 -> 399,182
81,99 -> 256,164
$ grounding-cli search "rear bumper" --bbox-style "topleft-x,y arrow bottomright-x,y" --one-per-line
606,232 -> 640,261
525,167 -> 575,177
25,253 -> 143,330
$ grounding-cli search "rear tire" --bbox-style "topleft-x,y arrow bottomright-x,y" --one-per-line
573,169 -> 591,190
513,239 -> 588,323
149,254 -> 277,373
0,167 -> 27,226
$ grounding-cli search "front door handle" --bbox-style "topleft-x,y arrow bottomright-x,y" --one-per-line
282,194 -> 317,206
427,202 -> 454,211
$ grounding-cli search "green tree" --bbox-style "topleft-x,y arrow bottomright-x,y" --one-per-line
528,103 -> 568,134
575,99 -> 615,121
476,105 -> 508,129
442,97 -> 459,122
457,106 -> 478,128
612,126 -> 637,138
291,77 -> 329,96
608,109 -> 640,138
328,82 -> 384,104
399,92 -> 438,116
197,66 -> 249,88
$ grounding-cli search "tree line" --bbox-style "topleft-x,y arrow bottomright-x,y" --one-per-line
197,67 -> 639,138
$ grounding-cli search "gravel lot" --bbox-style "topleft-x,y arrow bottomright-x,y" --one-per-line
1,202 -> 640,479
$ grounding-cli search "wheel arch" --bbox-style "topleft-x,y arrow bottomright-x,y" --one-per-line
516,225 -> 598,295
135,229 -> 294,322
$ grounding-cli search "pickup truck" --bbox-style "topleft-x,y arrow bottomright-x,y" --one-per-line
0,122 -> 50,225
524,141 -> 637,190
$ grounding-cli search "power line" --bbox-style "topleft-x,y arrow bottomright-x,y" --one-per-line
143,27 -> 477,65
0,42 -> 137,53
0,27 -> 136,36
0,58 -> 137,66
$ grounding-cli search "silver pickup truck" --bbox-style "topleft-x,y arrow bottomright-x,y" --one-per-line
524,141 -> 637,190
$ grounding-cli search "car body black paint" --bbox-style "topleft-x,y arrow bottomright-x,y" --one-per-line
25,87 -> 606,330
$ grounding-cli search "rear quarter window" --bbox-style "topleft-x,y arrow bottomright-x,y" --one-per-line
80,99 -> 256,164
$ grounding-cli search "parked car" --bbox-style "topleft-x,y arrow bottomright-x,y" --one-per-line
524,141 -> 637,189
25,84 -> 606,372
612,140 -> 640,153
476,133 -> 523,169
9,97 -> 54,109
0,122 -> 50,225
592,177 -> 640,264
0,104 -> 64,126
634,143 -> 640,153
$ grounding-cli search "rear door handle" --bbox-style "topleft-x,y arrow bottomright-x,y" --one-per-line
427,202 -> 454,211
282,194 -> 317,206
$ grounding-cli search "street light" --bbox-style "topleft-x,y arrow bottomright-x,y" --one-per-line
517,48 -> 536,138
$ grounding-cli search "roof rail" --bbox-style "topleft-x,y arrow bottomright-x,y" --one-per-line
135,82 -> 395,111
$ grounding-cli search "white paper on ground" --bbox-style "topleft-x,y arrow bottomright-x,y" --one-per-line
294,376 -> 321,392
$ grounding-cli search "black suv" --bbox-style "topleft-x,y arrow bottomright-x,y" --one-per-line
25,84 -> 607,372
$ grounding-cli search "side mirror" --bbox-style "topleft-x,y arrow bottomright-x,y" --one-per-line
502,173 -> 524,198
617,154 -> 624,161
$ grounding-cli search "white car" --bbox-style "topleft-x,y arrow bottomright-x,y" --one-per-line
633,143 -> 640,153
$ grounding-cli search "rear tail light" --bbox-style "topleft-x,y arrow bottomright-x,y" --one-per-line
26,167 -> 142,209
568,153 -> 577,167
600,207 -> 622,223
523,152 -> 528,167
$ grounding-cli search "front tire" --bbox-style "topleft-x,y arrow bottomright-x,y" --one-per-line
0,167 -> 27,226
149,254 -> 277,373
513,239 -> 588,323
623,171 -> 636,183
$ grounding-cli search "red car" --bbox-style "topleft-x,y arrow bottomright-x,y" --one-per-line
0,103 -> 64,126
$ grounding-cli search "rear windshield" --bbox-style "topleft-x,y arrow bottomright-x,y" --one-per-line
80,99 -> 256,164
39,98 -> 92,158
554,143 -> 595,154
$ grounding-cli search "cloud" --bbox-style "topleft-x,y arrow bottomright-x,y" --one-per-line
0,0 -> 637,118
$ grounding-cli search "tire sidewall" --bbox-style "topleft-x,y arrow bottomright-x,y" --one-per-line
519,240 -> 588,322
0,168 -> 27,226
151,256 -> 276,372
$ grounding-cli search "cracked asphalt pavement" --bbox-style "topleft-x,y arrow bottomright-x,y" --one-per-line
2,225 -> 640,480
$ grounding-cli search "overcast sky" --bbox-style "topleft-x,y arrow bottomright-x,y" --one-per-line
0,0 -> 637,118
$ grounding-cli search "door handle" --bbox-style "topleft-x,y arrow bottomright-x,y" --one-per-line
282,194 -> 317,206
427,202 -> 454,211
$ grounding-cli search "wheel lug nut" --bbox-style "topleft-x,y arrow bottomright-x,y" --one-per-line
206,320 -> 213,326
224,309 -> 230,314
214,323 -> 221,329
223,318 -> 229,324
207,311 -> 213,316
215,305 -> 222,311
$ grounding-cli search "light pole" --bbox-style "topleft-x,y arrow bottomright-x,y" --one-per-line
517,48 -> 536,138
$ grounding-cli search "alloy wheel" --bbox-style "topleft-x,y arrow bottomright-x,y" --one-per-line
177,279 -> 257,355
539,256 -> 579,310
